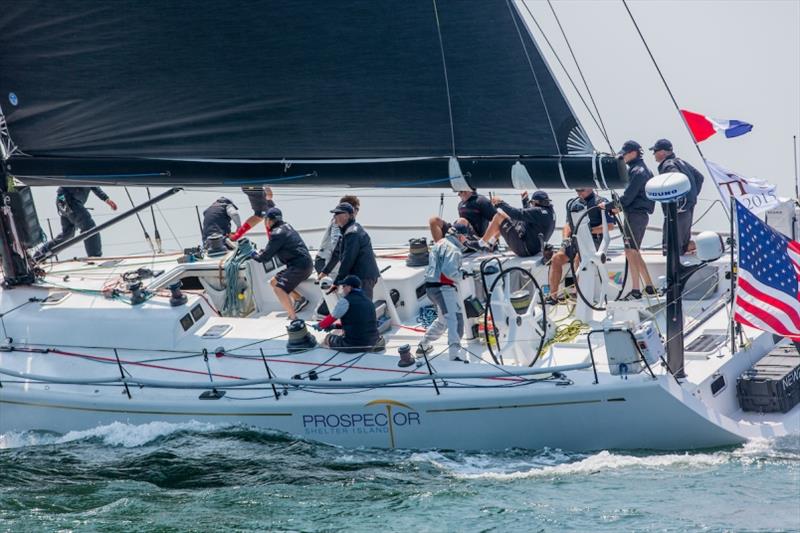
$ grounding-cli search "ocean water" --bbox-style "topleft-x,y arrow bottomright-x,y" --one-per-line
1,422 -> 798,532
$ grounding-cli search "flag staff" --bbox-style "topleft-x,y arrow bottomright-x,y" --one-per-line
793,135 -> 798,201
730,195 -> 737,356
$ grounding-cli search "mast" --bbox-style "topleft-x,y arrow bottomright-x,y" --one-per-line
0,104 -> 35,286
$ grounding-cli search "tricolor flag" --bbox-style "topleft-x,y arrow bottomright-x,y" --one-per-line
681,109 -> 753,143
734,199 -> 800,339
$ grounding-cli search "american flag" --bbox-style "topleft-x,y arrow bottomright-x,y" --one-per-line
734,199 -> 800,337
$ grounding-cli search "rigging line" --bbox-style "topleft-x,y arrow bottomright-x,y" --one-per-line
431,0 -> 457,157
123,187 -> 155,254
544,0 -> 613,152
621,0 -> 729,223
507,0 -> 562,163
517,0 -> 606,151
154,203 -> 182,250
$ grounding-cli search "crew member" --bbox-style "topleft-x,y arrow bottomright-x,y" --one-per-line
650,138 -> 705,254
608,140 -> 657,300
231,185 -> 274,240
316,275 -> 381,353
318,202 -> 380,300
547,188 -> 616,305
429,188 -> 496,241
315,195 -> 360,275
201,197 -> 241,242
417,222 -> 470,362
479,190 -> 556,256
35,186 -> 118,260
250,207 -> 314,319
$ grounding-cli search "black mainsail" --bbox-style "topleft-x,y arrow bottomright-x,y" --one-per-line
0,0 -> 625,188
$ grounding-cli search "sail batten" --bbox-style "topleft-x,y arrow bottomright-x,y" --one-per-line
0,0 -> 626,188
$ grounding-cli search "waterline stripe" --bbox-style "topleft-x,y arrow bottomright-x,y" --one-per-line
426,399 -> 605,413
0,399 -> 292,417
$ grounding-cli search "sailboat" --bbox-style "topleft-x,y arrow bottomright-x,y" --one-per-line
0,0 -> 797,451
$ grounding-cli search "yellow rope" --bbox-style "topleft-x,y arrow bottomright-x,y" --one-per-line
539,319 -> 589,355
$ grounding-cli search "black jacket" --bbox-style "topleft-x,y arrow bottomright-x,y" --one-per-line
496,200 -> 556,254
254,220 -> 312,269
341,289 -> 379,348
202,197 -> 238,239
323,220 -> 380,284
458,193 -> 496,237
57,187 -> 109,206
657,154 -> 705,211
620,158 -> 655,214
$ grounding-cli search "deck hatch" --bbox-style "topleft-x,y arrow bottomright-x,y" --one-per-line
202,324 -> 232,339
686,334 -> 727,353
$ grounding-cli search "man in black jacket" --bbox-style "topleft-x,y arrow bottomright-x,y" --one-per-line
318,202 -> 381,300
650,138 -> 705,254
606,140 -> 657,299
315,275 -> 381,353
35,186 -> 118,259
250,207 -> 314,320
201,197 -> 242,242
479,190 -> 556,256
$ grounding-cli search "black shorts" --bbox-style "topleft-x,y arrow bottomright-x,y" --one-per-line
500,219 -> 530,257
623,211 -> 649,250
563,234 -> 602,258
274,264 -> 313,293
241,186 -> 269,216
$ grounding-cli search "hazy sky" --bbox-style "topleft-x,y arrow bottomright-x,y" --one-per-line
522,0 -> 800,191
27,0 -> 800,256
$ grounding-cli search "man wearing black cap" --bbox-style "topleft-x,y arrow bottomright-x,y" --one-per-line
315,274 -> 381,353
479,190 -> 556,257
607,141 -> 656,299
318,202 -> 381,300
250,206 -> 314,320
650,138 -> 705,254
417,222 -> 470,362
201,196 -> 242,243
547,188 -> 616,305
429,188 -> 496,241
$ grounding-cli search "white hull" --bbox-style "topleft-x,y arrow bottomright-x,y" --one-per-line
1,250 -> 798,451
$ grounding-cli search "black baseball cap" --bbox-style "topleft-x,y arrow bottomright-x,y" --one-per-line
649,138 -> 673,152
617,140 -> 642,156
265,207 -> 282,220
330,202 -> 354,215
451,222 -> 471,235
341,275 -> 362,288
531,190 -> 550,202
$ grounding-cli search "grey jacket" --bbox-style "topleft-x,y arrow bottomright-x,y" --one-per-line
425,234 -> 463,284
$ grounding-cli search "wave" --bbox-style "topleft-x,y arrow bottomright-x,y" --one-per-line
409,436 -> 800,481
0,420 -> 310,450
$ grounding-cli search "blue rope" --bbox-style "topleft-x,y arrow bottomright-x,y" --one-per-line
416,305 -> 438,328
222,173 -> 316,186
376,176 -> 454,188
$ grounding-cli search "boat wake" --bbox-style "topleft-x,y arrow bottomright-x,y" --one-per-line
408,435 -> 800,481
